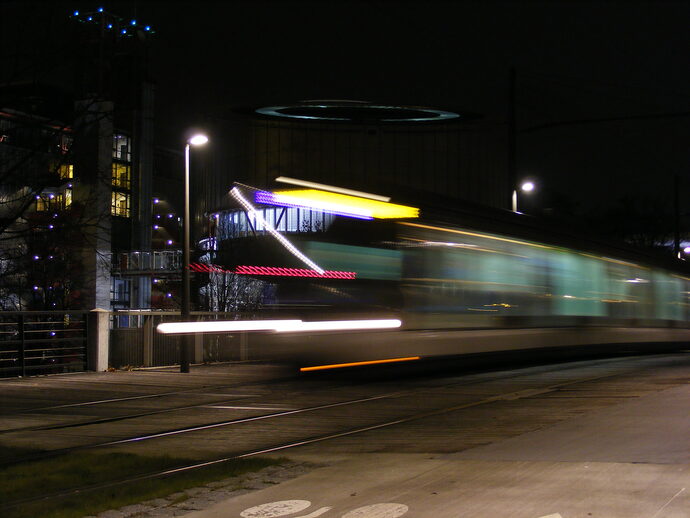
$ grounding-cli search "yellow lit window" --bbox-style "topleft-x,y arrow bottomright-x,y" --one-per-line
111,192 -> 130,217
58,164 -> 73,179
64,189 -> 72,208
37,193 -> 67,212
112,163 -> 131,189
36,196 -> 49,212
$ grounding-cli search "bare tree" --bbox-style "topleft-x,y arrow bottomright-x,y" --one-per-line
0,98 -> 114,309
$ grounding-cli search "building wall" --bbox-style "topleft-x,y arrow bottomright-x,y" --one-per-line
197,113 -> 510,230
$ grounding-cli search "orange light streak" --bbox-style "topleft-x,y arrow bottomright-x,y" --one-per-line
299,356 -> 421,372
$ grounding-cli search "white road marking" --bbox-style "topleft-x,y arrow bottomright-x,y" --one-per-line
196,393 -> 263,398
203,405 -> 294,410
341,503 -> 408,518
651,487 -> 686,518
537,514 -> 563,518
241,500 -> 311,517
294,507 -> 332,518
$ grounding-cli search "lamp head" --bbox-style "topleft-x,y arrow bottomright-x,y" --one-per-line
520,181 -> 535,192
188,134 -> 209,146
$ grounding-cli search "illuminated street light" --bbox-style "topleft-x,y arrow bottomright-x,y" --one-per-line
512,180 -> 536,213
180,133 -> 208,373
188,134 -> 209,146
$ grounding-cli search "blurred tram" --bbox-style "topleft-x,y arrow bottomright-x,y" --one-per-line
219,205 -> 690,369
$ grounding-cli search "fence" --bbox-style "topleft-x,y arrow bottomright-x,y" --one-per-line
0,311 -> 89,377
111,251 -> 182,272
109,311 -> 251,369
0,309 -> 275,376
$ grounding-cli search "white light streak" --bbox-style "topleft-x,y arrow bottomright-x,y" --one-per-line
275,176 -> 391,202
276,319 -> 402,333
230,187 -> 325,274
157,319 -> 402,335
157,320 -> 302,334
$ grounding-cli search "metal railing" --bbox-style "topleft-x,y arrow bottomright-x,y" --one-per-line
109,311 -> 250,368
111,250 -> 182,273
0,311 -> 89,377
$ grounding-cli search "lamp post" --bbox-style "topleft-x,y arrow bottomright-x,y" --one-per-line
512,180 -> 535,213
180,134 -> 208,373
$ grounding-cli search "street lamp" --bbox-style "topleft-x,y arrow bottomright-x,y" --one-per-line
180,133 -> 208,373
512,180 -> 535,213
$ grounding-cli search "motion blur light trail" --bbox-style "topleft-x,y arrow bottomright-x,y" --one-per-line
157,319 -> 402,335
256,189 -> 419,219
234,265 -> 357,279
277,319 -> 402,333
300,356 -> 421,372
275,176 -> 391,201
157,320 -> 301,334
255,190 -> 374,220
230,186 -> 326,274
189,263 -> 356,279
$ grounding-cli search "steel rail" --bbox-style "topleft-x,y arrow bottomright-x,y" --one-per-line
0,372 -> 299,415
0,365 -> 632,511
0,354 -> 642,460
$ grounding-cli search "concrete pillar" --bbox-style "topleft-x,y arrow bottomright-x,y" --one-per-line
88,308 -> 110,371
143,315 -> 153,367
240,332 -> 249,361
194,334 -> 204,364
73,99 -> 113,311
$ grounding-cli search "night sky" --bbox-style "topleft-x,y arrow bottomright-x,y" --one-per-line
3,1 -> 690,216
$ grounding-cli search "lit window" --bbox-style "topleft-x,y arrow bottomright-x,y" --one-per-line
111,192 -> 130,217
59,134 -> 73,154
36,196 -> 49,212
113,134 -> 131,161
37,192 -> 70,212
112,163 -> 131,189
58,164 -> 73,179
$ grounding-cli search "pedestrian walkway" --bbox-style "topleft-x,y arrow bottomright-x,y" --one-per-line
186,383 -> 690,518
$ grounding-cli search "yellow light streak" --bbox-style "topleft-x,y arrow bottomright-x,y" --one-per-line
300,356 -> 421,372
400,221 -> 554,250
401,222 -> 649,270
402,237 -> 526,257
275,176 -> 391,202
578,252 -> 645,269
273,189 -> 419,219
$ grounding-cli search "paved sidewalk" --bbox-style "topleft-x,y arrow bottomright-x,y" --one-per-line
184,384 -> 690,518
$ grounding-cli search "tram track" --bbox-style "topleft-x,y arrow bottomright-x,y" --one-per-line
0,371 -> 300,416
5,353 -> 684,512
1,352 -> 636,433
1,353 -> 669,468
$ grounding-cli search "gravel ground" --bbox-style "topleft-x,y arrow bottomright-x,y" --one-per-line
85,461 -> 318,518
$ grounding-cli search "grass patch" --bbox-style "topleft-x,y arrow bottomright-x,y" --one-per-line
1,449 -> 285,518
0,444 -> 46,464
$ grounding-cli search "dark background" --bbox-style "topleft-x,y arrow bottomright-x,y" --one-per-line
3,0 -> 689,218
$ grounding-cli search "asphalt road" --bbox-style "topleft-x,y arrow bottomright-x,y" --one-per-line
1,352 -> 689,518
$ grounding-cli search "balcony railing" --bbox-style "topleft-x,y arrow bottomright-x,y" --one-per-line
111,250 -> 182,273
